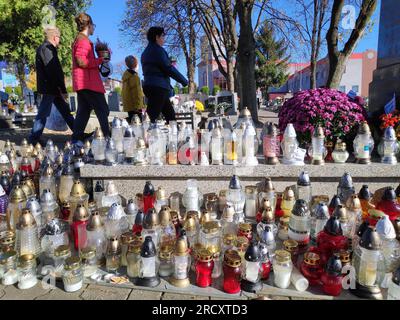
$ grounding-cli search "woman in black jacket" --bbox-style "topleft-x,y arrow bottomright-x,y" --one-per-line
141,27 -> 188,123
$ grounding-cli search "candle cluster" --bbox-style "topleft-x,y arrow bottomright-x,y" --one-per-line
0,138 -> 400,299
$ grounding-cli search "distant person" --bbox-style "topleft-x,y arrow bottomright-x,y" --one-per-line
28,26 -> 75,145
141,26 -> 188,123
71,13 -> 110,145
122,55 -> 145,123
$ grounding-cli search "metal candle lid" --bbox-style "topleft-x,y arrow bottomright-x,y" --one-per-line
229,175 -> 241,190
136,137 -> 146,150
199,211 -> 211,226
358,121 -> 371,135
141,236 -> 156,258
64,256 -> 81,271
313,202 -> 329,219
196,248 -> 213,262
266,122 -> 278,136
126,199 -> 138,215
339,173 -> 353,189
334,139 -> 347,151
10,185 -> 26,203
16,209 -> 37,229
107,236 -> 121,254
222,204 -> 235,220
274,250 -> 291,263
283,188 -> 295,201
43,219 -> 69,235
107,203 -> 125,221
291,199 -> 309,217
112,117 -> 122,128
94,127 -> 105,140
376,214 -> 396,240
121,231 -> 135,245
54,245 -> 71,257
359,185 -> 372,201
159,206 -> 172,226
360,227 -> 381,251
156,187 -> 167,200
303,252 -> 320,266
202,221 -> 220,234
297,171 -> 311,186
143,208 -> 159,229
70,180 -> 87,197
105,181 -> 118,197
346,194 -> 362,211
183,217 -> 197,232
73,204 -> 90,222
262,207 -> 275,223
87,211 -> 104,231
143,181 -> 155,196
324,216 -> 343,236
382,187 -> 397,201
224,250 -> 242,268
260,198 -> 271,210
325,254 -> 342,276
333,205 -> 348,223
174,237 -> 189,256
18,254 -> 36,268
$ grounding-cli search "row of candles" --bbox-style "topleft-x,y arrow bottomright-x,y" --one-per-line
0,136 -> 400,298
84,109 -> 398,167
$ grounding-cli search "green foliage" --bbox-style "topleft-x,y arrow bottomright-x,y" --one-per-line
0,0 -> 91,81
114,87 -> 122,95
255,21 -> 290,97
173,84 -> 180,95
182,86 -> 189,94
66,85 -> 74,93
14,86 -> 22,97
4,86 -> 13,95
200,86 -> 209,95
212,85 -> 220,95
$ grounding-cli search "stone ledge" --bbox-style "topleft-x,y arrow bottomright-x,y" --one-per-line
80,162 -> 400,181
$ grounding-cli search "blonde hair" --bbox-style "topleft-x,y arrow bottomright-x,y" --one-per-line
45,26 -> 60,40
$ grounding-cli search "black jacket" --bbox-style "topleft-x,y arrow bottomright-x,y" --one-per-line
36,41 -> 67,95
141,42 -> 188,91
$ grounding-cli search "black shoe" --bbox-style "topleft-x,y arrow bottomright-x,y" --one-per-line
83,131 -> 95,141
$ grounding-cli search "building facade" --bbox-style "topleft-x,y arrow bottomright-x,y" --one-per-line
269,50 -> 377,98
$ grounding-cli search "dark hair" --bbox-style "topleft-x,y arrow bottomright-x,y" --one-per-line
147,27 -> 165,43
75,13 -> 93,32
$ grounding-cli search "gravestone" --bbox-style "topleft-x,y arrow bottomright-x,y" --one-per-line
108,92 -> 121,112
216,91 -> 238,115
369,0 -> 400,116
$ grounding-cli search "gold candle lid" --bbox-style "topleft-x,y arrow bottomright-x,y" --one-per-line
70,180 -> 87,197
235,236 -> 249,251
80,247 -> 96,260
18,254 -> 36,268
222,205 -> 235,220
21,181 -> 34,199
283,188 -> 295,201
245,186 -> 258,194
303,252 -> 320,266
10,185 -> 27,203
224,250 -> 242,268
199,211 -> 211,225
238,222 -> 252,233
183,216 -> 197,232
17,209 -> 37,229
196,248 -> 213,262
156,187 -> 167,200
262,207 -> 275,223
174,237 -> 189,256
274,250 -> 291,263
107,236 -> 120,254
283,239 -> 298,251
73,204 -> 90,222
260,198 -> 271,210
334,139 -> 347,151
219,190 -> 227,198
158,206 -> 172,226
223,233 -> 236,245
54,245 -> 71,257
202,221 -> 220,234
159,243 -> 174,260
338,249 -> 351,264
346,194 -> 362,211
121,231 -> 135,245
128,240 -> 143,254
64,256 -> 81,271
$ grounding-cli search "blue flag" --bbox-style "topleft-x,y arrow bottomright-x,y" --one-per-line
384,93 -> 396,114
347,90 -> 357,100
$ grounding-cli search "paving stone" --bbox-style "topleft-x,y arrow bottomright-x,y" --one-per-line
128,289 -> 163,300
36,284 -> 89,300
1,283 -> 51,300
80,284 -> 132,300
269,295 -> 290,300
291,297 -> 325,300
161,292 -> 210,300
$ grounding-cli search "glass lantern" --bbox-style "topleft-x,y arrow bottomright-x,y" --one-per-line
258,178 -> 276,215
53,244 -> 71,278
273,250 -> 293,289
245,186 -> 258,221
142,208 -> 161,248
63,257 -> 84,292
125,199 -> 138,230
105,203 -> 129,238
288,199 -> 311,249
143,181 -> 156,214
337,172 -> 355,204
262,122 -> 280,165
308,126 -> 326,165
127,240 -> 142,279
224,130 -> 239,165
123,126 -> 136,164
387,266 -> 400,300
111,117 -> 124,156
80,247 -> 98,278
106,236 -> 121,273
15,209 -> 41,257
211,127 -> 224,165
281,123 -> 305,165
260,225 -> 276,261
134,137 -> 149,166
358,185 -> 375,221
241,240 -> 262,293
148,127 -> 167,165
58,164 -> 75,204
91,128 -> 106,164
296,171 -> 312,205
321,254 -> 343,296
350,227 -> 384,300
257,206 -> 278,239
40,219 -> 70,262
120,231 -> 135,267
182,179 -> 203,213
376,187 -> 400,222
281,187 -> 295,218
158,207 -> 176,246
353,121 -> 374,165
199,221 -> 222,253
68,180 -> 89,223
332,139 -> 349,163
154,187 -> 169,213
0,250 -> 18,285
226,175 -> 246,223
86,211 -> 107,262
376,215 -> 400,288
170,237 -> 191,287
39,166 -> 56,199
135,236 -> 160,287
242,124 -> 259,166
16,254 -> 38,290
71,204 -> 90,251
8,185 -> 27,231
158,243 -> 174,277
221,204 -> 238,236
131,114 -> 143,138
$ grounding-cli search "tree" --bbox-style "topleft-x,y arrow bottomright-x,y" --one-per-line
121,0 -> 199,94
0,0 -> 91,94
326,0 -> 377,88
255,21 -> 289,99
295,0 -> 330,89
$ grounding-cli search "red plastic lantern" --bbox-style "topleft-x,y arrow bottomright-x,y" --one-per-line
223,250 -> 242,294
321,254 -> 343,296
195,249 -> 214,288
376,187 -> 400,221
300,251 -> 323,286
71,204 -> 89,250
143,181 -> 156,214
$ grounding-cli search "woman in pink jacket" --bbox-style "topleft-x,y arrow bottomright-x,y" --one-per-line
71,13 -> 110,144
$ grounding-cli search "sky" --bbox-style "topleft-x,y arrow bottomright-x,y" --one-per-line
86,0 -> 381,81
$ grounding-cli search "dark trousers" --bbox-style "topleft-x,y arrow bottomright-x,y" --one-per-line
29,94 -> 75,144
127,110 -> 142,124
72,89 -> 110,142
143,86 -> 176,123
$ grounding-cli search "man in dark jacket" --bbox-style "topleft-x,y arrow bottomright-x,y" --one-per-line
28,26 -> 75,145
141,26 -> 188,123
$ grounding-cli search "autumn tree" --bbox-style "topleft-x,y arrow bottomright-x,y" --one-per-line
326,0 -> 377,88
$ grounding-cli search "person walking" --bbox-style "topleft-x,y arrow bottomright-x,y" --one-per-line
71,13 -> 110,145
122,56 -> 145,123
28,26 -> 75,145
141,27 -> 188,123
